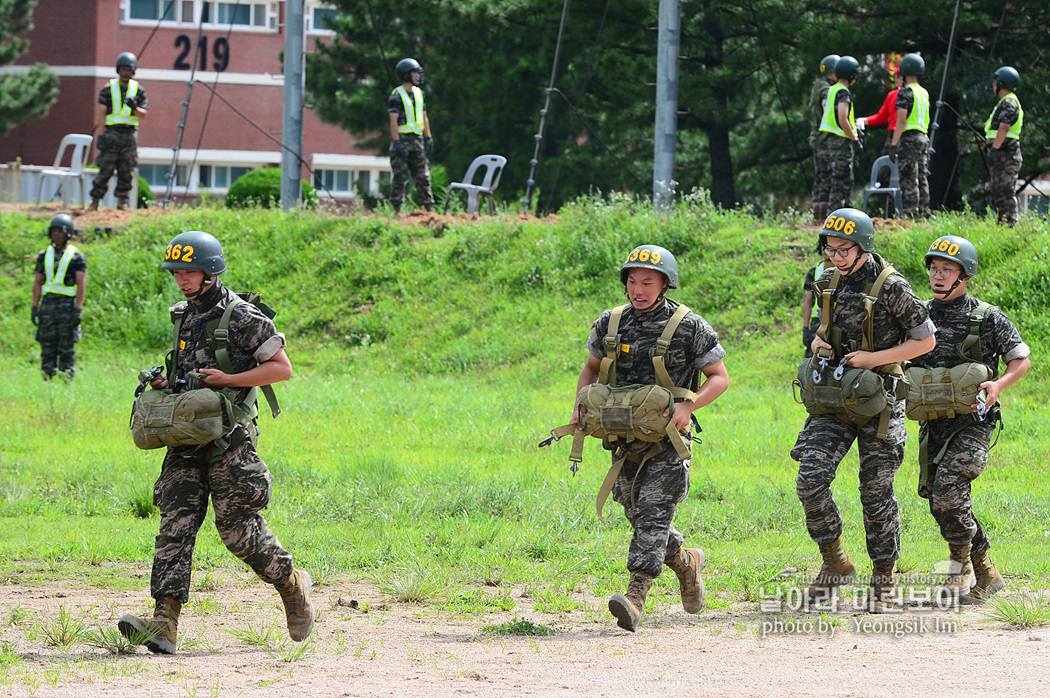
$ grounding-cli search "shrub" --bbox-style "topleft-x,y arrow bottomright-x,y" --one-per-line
137,175 -> 154,208
225,168 -> 318,209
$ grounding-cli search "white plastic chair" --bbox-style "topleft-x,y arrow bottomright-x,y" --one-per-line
443,154 -> 507,215
861,155 -> 903,217
36,134 -> 93,208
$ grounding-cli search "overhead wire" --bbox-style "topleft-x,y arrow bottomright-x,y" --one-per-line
137,1 -> 177,60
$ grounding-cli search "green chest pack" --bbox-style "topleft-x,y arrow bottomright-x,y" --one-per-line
792,259 -> 905,439
540,303 -> 700,521
904,302 -> 994,421
129,292 -> 281,452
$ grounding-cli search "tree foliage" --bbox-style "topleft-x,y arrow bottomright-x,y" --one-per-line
305,0 -> 1050,213
0,0 -> 58,137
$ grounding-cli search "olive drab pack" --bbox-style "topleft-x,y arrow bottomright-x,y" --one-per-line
905,301 -> 1002,498
129,292 -> 281,452
792,255 -> 904,439
539,303 -> 700,521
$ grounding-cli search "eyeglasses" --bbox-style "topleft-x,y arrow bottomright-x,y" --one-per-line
823,244 -> 857,259
928,267 -> 958,279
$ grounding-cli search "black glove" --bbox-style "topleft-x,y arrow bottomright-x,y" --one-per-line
887,144 -> 898,163
31,306 -> 40,326
124,95 -> 138,111
392,140 -> 407,158
424,136 -> 434,155
72,307 -> 82,325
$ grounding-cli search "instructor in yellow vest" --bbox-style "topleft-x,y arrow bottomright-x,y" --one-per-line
31,214 -> 87,381
888,53 -> 930,219
90,52 -> 149,211
985,66 -> 1024,227
387,58 -> 435,216
818,56 -> 861,211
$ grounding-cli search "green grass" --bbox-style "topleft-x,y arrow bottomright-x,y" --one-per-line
982,594 -> 1050,629
481,618 -> 556,636
0,200 -> 1048,615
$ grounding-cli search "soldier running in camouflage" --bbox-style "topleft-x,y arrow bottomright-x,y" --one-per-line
793,208 -> 935,613
388,57 -> 435,215
118,231 -> 313,654
912,235 -> 1030,603
31,214 -> 86,381
985,67 -> 1024,227
90,53 -> 148,211
573,245 -> 729,632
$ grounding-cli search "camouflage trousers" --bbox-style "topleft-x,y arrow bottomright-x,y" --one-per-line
151,434 -> 294,603
389,134 -> 434,206
611,443 -> 691,578
810,134 -> 832,219
919,417 -> 996,555
823,135 -> 855,212
791,405 -> 906,565
91,127 -> 138,199
987,144 -> 1022,226
897,130 -> 930,218
36,294 -> 79,379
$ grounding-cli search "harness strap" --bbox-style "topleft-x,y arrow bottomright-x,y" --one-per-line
861,264 -> 897,352
918,410 -> 1004,497
595,444 -> 662,523
816,270 -> 840,346
958,301 -> 992,367
598,305 -> 628,386
652,304 -> 691,389
214,297 -> 281,418
169,304 -> 187,385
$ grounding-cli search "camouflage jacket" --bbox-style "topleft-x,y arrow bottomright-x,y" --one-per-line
814,253 -> 934,355
915,293 -> 1030,373
171,281 -> 285,382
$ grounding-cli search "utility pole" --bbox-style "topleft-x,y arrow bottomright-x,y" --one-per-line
653,0 -> 680,210
281,0 -> 304,211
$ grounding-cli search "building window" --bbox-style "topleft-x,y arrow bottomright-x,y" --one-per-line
129,0 -> 176,21
356,170 -> 370,193
124,1 -> 274,30
211,165 -> 253,189
307,3 -> 343,34
314,169 -> 353,193
140,163 -> 188,187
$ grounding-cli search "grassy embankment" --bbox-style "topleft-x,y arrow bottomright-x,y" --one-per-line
1,198 -> 1047,617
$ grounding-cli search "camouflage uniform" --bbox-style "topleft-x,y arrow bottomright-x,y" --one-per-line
894,87 -> 930,218
791,255 -> 934,564
387,86 -> 434,207
91,81 -> 148,200
825,135 -> 855,212
150,280 -> 294,603
588,299 -> 726,578
986,96 -> 1022,226
34,246 -> 86,379
808,78 -> 833,219
915,295 -> 1030,554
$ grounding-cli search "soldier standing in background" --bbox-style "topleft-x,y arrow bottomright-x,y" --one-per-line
809,54 -> 839,224
388,57 -> 435,216
818,56 -> 862,212
31,214 -> 86,381
985,67 -> 1024,227
912,236 -> 1030,604
888,53 -> 930,219
90,52 -> 148,211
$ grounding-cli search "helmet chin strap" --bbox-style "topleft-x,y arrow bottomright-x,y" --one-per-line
842,250 -> 866,277
178,274 -> 214,301
931,275 -> 965,299
623,285 -> 668,313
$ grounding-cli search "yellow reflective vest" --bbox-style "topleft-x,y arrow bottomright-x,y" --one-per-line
42,246 -> 79,297
819,83 -> 854,138
393,86 -> 424,135
903,83 -> 930,134
105,79 -> 140,126
985,93 -> 1023,141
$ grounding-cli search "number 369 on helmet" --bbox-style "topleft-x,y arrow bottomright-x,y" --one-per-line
620,244 -> 679,288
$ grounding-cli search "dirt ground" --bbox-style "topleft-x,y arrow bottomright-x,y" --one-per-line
1,572 -> 1046,698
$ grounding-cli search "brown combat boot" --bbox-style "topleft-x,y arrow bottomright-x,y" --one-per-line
87,197 -> 100,212
867,563 -> 897,614
117,596 -> 181,655
116,196 -> 129,210
424,203 -> 435,213
608,572 -> 654,632
935,544 -> 974,601
274,569 -> 315,641
664,547 -> 705,614
962,550 -> 1005,605
804,537 -> 856,605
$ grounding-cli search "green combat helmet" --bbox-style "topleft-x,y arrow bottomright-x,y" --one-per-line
621,244 -> 678,288
835,56 -> 860,82
819,54 -> 840,77
993,66 -> 1020,91
161,231 -> 227,276
116,52 -> 138,74
899,53 -> 925,77
820,208 -> 874,252
48,213 -> 74,241
925,235 -> 978,277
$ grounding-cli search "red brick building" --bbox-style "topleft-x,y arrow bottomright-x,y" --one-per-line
0,0 -> 387,202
